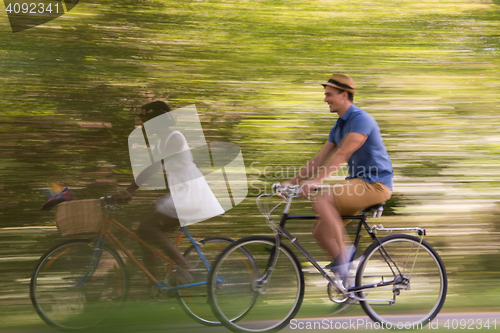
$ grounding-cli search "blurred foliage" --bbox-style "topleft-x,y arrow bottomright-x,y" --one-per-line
1,0 -> 500,327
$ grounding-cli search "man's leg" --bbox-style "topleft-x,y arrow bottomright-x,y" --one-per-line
311,179 -> 391,265
310,191 -> 349,266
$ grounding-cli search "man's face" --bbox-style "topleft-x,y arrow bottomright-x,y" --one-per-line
324,86 -> 347,113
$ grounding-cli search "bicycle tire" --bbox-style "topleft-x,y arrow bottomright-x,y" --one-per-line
356,234 -> 447,328
177,236 -> 235,326
30,239 -> 129,331
208,235 -> 305,333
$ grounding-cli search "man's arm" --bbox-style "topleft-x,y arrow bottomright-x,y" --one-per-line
312,132 -> 367,183
289,141 -> 338,185
298,132 -> 367,199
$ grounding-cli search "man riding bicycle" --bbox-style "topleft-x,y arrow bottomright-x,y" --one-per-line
282,74 -> 393,284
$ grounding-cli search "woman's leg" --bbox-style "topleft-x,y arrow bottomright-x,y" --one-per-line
137,212 -> 193,279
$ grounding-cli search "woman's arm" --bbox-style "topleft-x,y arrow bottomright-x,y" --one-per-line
112,160 -> 163,202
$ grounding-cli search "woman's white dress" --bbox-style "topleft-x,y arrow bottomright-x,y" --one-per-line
155,131 -> 224,226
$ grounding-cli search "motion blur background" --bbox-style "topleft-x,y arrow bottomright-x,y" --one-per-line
1,0 -> 499,331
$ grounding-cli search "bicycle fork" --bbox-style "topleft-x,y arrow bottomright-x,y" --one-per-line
251,233 -> 282,295
75,237 -> 108,288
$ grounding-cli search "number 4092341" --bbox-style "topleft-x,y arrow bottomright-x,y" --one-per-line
443,319 -> 496,330
5,2 -> 61,14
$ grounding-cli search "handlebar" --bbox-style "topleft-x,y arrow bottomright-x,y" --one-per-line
272,182 -> 325,198
272,183 -> 301,199
99,195 -> 130,210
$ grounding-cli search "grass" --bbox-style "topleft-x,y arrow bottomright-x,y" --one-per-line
3,303 -> 497,333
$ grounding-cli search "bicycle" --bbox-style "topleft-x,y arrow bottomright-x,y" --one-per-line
208,184 -> 447,332
30,196 -> 256,331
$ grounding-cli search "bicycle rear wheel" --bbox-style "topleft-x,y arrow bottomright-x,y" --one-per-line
177,236 -> 234,326
356,234 -> 447,328
208,235 -> 304,333
30,239 -> 129,330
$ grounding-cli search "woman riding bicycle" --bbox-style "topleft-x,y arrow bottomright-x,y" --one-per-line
112,100 -> 224,281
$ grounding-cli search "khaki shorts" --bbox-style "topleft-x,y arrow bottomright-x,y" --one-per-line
320,178 -> 392,218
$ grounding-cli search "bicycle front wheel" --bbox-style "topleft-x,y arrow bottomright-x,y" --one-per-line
208,235 -> 304,333
177,236 -> 235,326
30,239 -> 129,331
356,234 -> 447,328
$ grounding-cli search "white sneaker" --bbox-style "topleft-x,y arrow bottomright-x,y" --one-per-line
325,245 -> 357,287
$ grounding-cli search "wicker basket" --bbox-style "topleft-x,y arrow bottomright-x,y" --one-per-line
55,199 -> 103,237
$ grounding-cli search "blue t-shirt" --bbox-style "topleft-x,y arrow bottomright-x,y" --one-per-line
328,104 -> 393,190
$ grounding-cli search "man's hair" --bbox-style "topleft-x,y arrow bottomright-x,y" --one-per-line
347,92 -> 354,102
334,88 -> 354,102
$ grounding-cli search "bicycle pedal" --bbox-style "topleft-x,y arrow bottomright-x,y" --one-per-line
153,292 -> 170,302
330,298 -> 357,315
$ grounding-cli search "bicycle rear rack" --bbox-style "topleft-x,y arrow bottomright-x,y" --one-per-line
372,225 -> 426,236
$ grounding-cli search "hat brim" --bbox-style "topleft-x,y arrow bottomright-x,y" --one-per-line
321,82 -> 357,94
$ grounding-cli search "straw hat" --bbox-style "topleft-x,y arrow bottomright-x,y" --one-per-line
321,74 -> 357,94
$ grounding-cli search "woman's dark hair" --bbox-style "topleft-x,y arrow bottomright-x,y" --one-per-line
138,101 -> 171,122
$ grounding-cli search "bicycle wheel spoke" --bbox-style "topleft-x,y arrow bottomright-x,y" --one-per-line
357,235 -> 447,328
30,240 -> 128,330
209,237 -> 304,333
177,237 -> 234,326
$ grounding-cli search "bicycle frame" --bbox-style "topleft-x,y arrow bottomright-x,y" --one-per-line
83,215 -> 211,292
262,192 -> 426,297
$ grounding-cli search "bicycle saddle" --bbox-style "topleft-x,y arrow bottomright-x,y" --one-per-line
363,201 -> 386,217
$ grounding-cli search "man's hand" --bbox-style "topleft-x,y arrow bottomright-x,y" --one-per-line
277,181 -> 294,199
300,181 -> 320,200
110,190 -> 132,203
280,181 -> 295,190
